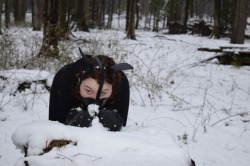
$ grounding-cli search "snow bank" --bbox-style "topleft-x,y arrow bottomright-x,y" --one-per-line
12,120 -> 192,166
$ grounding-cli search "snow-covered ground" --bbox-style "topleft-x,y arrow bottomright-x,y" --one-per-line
0,27 -> 250,166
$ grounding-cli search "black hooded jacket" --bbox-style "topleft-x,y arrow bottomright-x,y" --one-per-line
49,58 -> 130,126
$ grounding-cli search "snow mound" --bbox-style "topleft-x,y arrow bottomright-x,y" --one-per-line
12,120 -> 192,166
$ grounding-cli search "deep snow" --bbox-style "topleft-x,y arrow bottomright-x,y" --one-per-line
0,27 -> 250,166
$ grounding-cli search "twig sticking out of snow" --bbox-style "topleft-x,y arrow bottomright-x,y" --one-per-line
72,153 -> 102,162
56,153 -> 73,162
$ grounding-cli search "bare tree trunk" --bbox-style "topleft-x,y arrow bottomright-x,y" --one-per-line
230,0 -> 247,44
14,0 -> 26,25
58,0 -> 69,37
0,0 -> 3,34
175,0 -> 184,22
91,0 -> 98,24
118,0 -> 121,28
32,0 -> 44,31
5,0 -> 10,28
167,0 -> 179,26
84,0 -> 91,20
75,0 -> 89,31
67,0 -> 72,22
127,0 -> 136,39
142,0 -> 149,29
125,0 -> 130,31
196,0 -> 203,19
189,0 -> 194,18
70,0 -> 76,22
150,0 -> 165,32
38,0 -> 59,57
97,0 -> 105,29
183,0 -> 189,32
213,0 -> 221,39
221,0 -> 233,34
107,0 -> 114,28
135,0 -> 140,29
153,7 -> 157,31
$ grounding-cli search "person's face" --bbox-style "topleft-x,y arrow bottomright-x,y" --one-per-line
79,78 -> 112,99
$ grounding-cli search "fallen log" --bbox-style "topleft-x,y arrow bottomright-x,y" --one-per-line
198,46 -> 250,66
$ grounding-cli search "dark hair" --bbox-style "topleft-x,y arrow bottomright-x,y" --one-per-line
72,55 -> 123,103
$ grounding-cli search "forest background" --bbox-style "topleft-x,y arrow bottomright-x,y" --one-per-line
1,0 -> 250,62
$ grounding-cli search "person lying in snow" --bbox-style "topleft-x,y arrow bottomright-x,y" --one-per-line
49,48 -> 133,131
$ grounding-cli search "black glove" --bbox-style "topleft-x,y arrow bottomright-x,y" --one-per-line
66,108 -> 94,127
98,109 -> 124,131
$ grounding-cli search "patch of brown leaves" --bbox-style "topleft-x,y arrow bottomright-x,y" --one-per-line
43,139 -> 77,154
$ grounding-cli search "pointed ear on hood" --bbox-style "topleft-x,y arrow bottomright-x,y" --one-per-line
79,47 -> 133,73
109,63 -> 134,74
79,47 -> 93,69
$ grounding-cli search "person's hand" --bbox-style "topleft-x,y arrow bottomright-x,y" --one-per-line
66,108 -> 94,127
98,109 -> 124,131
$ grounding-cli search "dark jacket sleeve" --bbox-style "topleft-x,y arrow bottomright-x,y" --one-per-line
115,74 -> 130,126
49,66 -> 73,124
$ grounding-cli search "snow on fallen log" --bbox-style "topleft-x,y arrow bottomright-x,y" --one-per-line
12,120 -> 193,166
